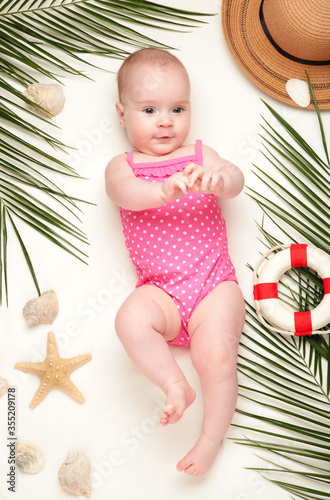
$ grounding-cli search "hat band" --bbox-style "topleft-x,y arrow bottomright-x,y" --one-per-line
259,0 -> 330,66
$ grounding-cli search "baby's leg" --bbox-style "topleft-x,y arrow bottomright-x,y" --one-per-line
177,281 -> 245,476
115,285 -> 195,425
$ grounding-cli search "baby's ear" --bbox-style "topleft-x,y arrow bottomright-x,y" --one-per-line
115,101 -> 126,127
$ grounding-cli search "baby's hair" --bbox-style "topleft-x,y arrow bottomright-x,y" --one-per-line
117,48 -> 189,102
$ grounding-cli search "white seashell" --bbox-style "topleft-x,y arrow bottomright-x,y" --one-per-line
286,79 -> 311,107
23,290 -> 59,326
58,452 -> 91,497
25,83 -> 65,116
15,441 -> 46,474
0,377 -> 8,398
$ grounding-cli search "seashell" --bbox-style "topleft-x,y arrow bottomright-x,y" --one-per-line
23,290 -> 59,326
25,83 -> 65,116
286,78 -> 311,107
0,377 -> 8,398
58,452 -> 91,497
15,441 -> 46,474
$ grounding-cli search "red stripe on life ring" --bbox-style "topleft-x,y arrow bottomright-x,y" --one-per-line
323,277 -> 330,294
253,282 -> 278,300
290,244 -> 308,268
294,310 -> 312,336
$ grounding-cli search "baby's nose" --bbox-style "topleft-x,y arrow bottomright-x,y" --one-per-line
158,113 -> 173,127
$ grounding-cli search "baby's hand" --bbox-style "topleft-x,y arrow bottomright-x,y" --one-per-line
161,172 -> 190,203
184,163 -> 225,197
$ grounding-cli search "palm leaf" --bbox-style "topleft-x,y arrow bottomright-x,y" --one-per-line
236,88 -> 330,500
1,1 -> 210,304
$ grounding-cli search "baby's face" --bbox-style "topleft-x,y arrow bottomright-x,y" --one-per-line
117,63 -> 191,156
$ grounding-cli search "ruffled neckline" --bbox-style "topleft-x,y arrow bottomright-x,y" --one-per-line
126,140 -> 203,178
131,159 -> 195,178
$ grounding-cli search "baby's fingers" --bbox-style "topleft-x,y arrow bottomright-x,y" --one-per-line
187,166 -> 204,188
183,162 -> 200,178
172,173 -> 190,193
177,177 -> 189,194
191,178 -> 202,192
210,171 -> 225,193
200,170 -> 213,192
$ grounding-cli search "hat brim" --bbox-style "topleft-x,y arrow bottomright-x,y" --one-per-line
222,0 -> 330,109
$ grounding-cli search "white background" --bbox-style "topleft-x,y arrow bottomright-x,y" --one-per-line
1,1 -> 328,499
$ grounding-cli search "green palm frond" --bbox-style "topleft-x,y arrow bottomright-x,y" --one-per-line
1,0 -> 208,85
1,1 -> 210,304
236,304 -> 330,500
236,86 -> 330,499
248,104 -> 329,251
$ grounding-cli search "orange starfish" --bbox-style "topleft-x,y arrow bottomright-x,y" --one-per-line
15,332 -> 92,408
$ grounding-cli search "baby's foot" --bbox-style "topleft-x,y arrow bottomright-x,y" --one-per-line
160,381 -> 195,426
176,434 -> 223,476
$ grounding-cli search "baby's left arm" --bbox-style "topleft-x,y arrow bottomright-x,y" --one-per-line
184,145 -> 244,199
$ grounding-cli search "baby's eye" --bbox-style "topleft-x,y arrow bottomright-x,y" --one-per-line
173,107 -> 184,114
143,108 -> 155,114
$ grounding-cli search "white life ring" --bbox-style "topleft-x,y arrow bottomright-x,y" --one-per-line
253,244 -> 330,336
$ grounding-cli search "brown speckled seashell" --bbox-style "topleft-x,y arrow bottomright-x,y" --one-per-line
25,83 -> 65,116
23,290 -> 59,326
58,452 -> 91,497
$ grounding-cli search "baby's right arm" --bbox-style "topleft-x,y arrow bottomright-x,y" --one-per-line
105,155 -> 189,211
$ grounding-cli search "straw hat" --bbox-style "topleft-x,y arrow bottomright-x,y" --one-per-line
222,0 -> 330,109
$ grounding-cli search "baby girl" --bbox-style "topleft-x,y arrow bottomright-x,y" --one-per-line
105,48 -> 245,476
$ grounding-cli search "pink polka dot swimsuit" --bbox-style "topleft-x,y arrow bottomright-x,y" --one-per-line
120,140 -> 238,346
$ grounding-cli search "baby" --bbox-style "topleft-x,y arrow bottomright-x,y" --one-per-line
105,48 -> 245,477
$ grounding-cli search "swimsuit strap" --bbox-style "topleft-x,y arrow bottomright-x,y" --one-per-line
195,139 -> 203,165
126,151 -> 134,166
